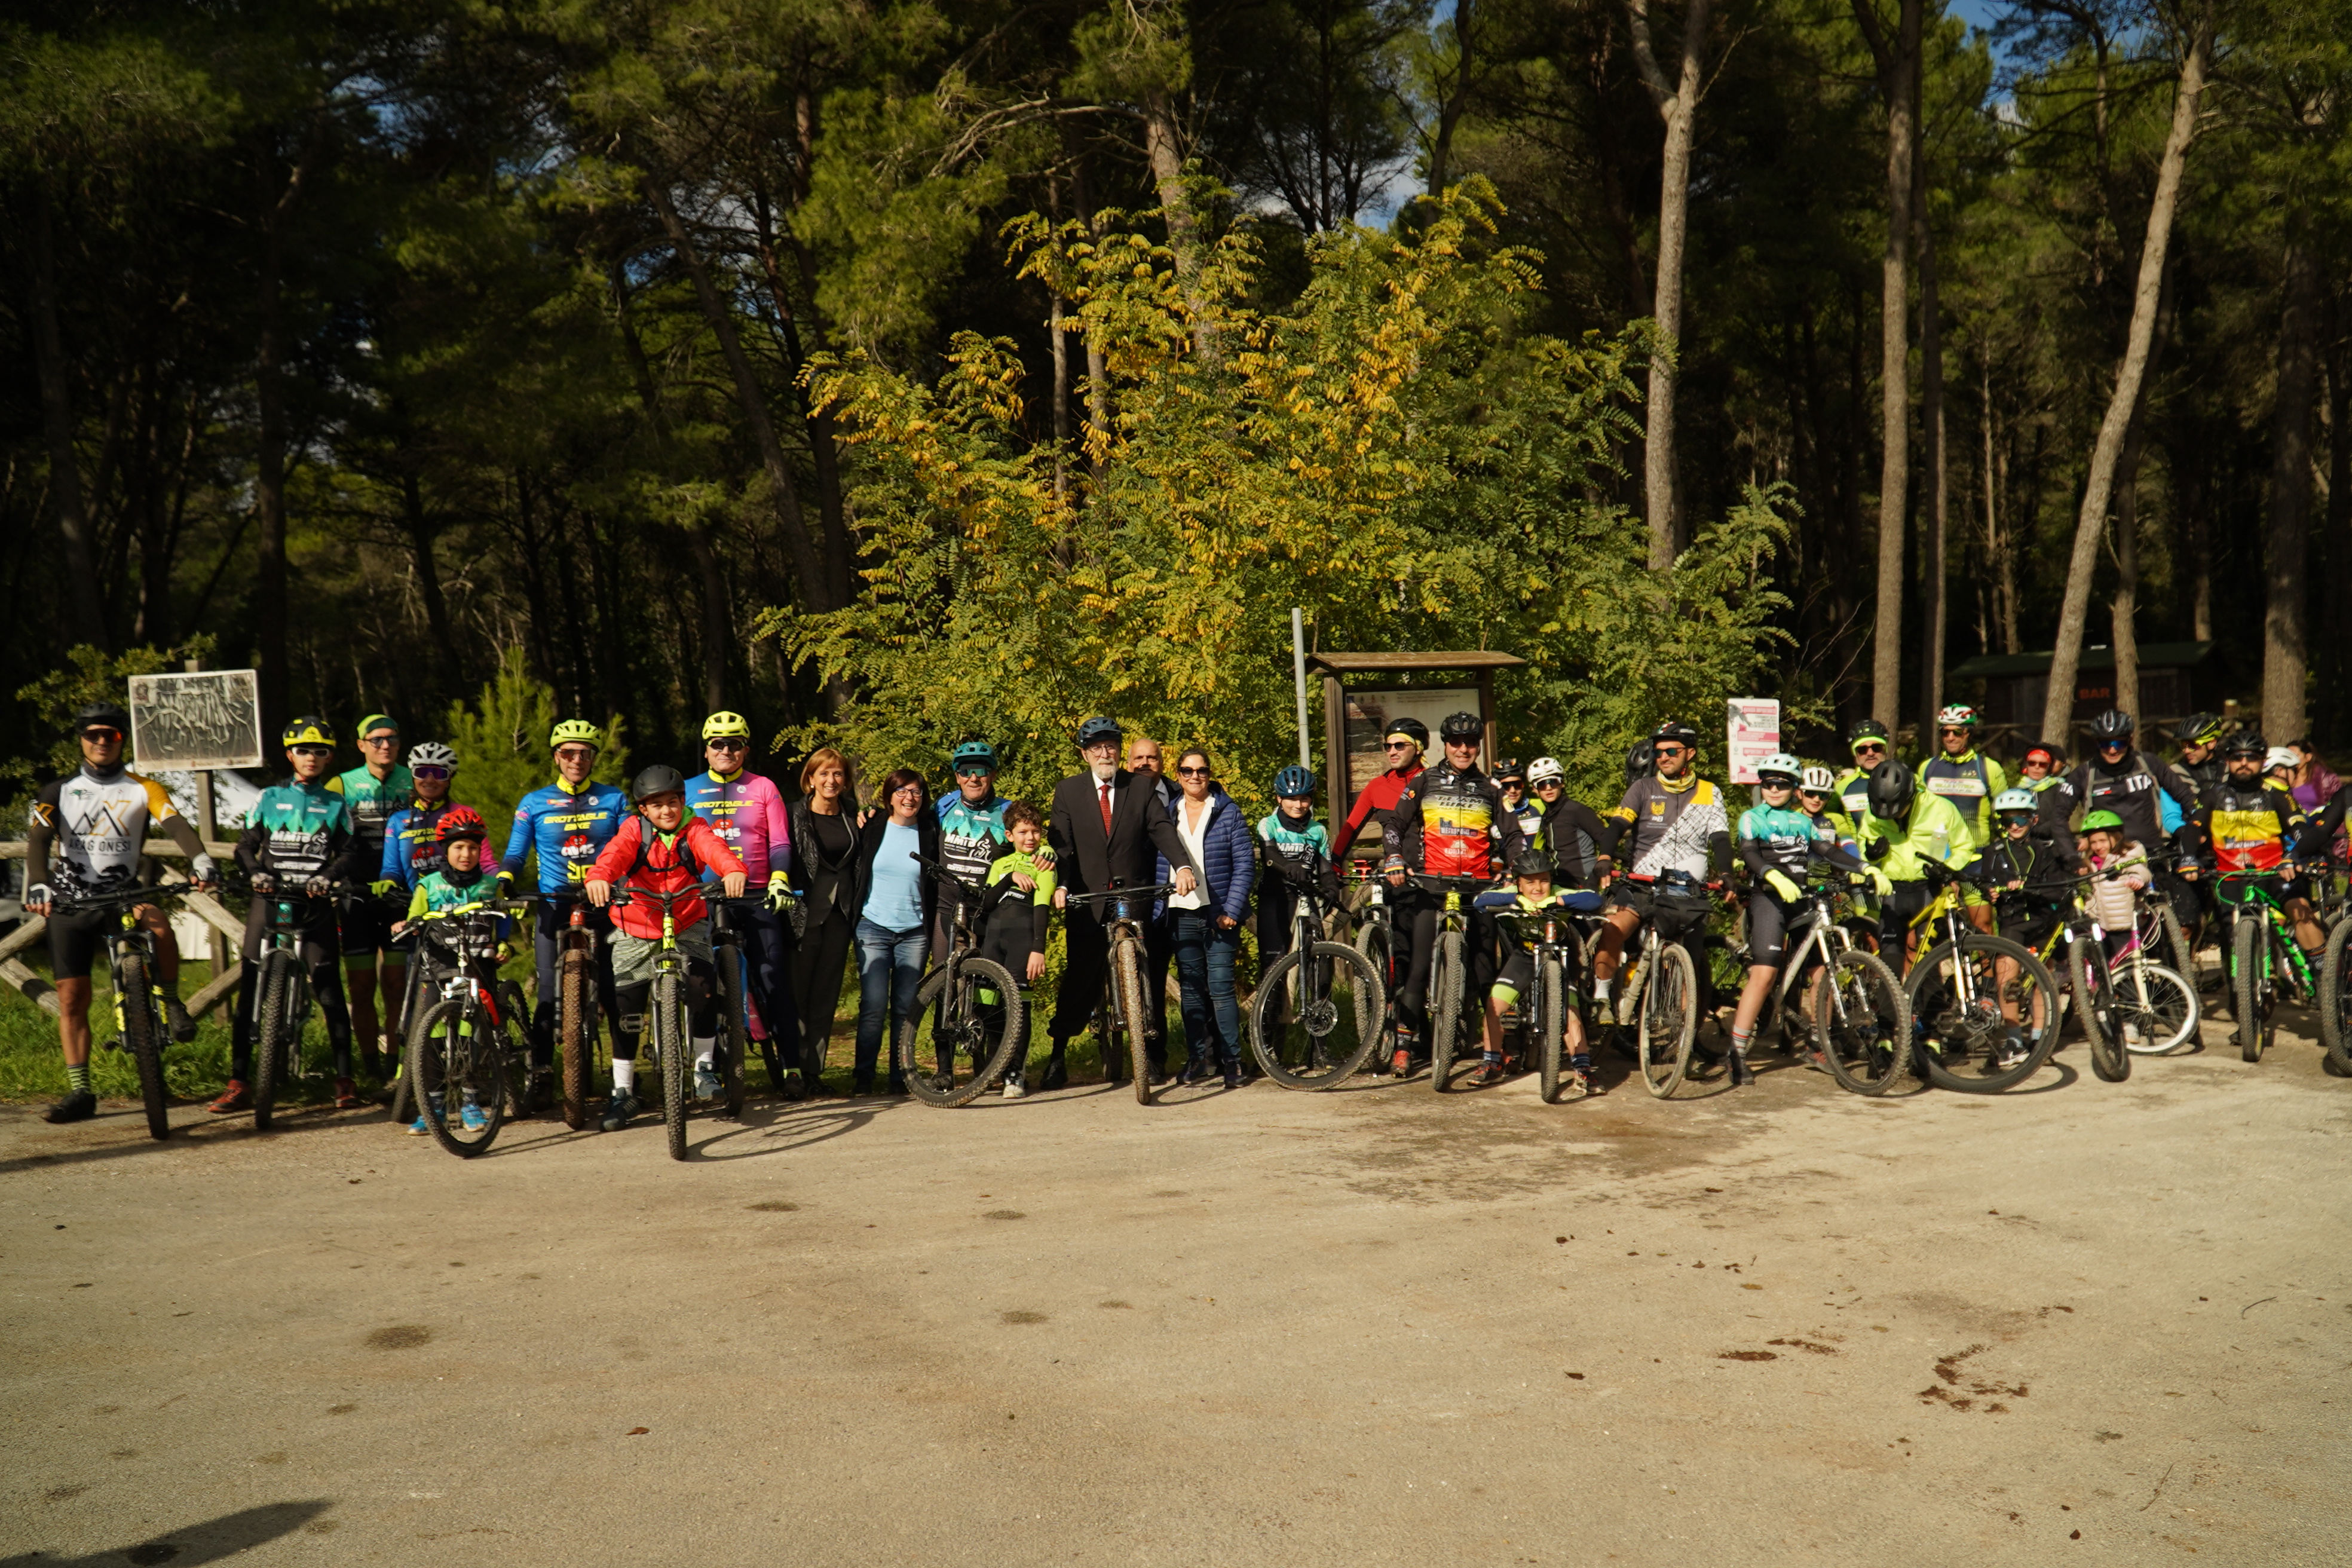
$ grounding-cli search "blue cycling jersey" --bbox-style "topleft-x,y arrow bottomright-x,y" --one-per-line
1738,802 -> 1836,880
381,798 -> 466,892
937,794 -> 1012,886
500,777 -> 631,895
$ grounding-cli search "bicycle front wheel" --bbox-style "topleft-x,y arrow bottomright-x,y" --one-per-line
117,951 -> 172,1140
253,953 -> 297,1131
1249,942 -> 1385,1089
1429,930 -> 1465,1092
1907,935 -> 2057,1092
2069,939 -> 2130,1084
1114,938 -> 1154,1104
2114,960 -> 2197,1055
559,947 -> 595,1129
654,970 -> 690,1159
2322,917 -> 2352,1076
409,998 -> 507,1157
2232,917 -> 2268,1063
899,957 -> 1024,1107
1809,948 -> 1909,1096
1536,954 -> 1567,1103
1637,940 -> 1698,1098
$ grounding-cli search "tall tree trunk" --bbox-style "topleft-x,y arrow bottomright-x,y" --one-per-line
2039,19 -> 2207,745
1141,87 -> 1217,363
1982,359 -> 2020,655
682,521 -> 731,712
1074,158 -> 1114,480
2262,232 -> 2320,741
2320,305 -> 2350,746
26,186 -> 108,649
1916,141 -> 1947,729
643,175 -> 832,614
1426,0 -> 1475,198
1627,0 -> 1713,570
2111,425 -> 2145,719
254,142 -> 292,724
400,470 -> 457,702
1853,0 -> 1922,728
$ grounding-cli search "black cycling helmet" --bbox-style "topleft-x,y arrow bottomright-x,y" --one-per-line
1866,759 -> 1915,821
2174,711 -> 2227,748
1846,716 -> 1891,749
1438,711 -> 1484,743
281,715 -> 335,748
1625,739 -> 1656,785
1493,757 -> 1526,785
2087,708 -> 2134,742
71,702 -> 130,735
1076,715 -> 1122,749
1271,764 -> 1316,798
1510,846 -> 1554,878
1650,718 -> 1700,748
632,763 -> 687,802
2223,730 -> 2267,760
1383,716 -> 1429,748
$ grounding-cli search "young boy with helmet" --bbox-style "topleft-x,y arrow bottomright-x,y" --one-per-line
1473,847 -> 1600,1094
1966,788 -> 2075,1065
395,806 -> 509,1134
1255,764 -> 1343,970
584,765 -> 749,1131
370,739 -> 464,1078
980,801 -> 1058,1098
332,713 -> 414,1085
1527,755 -> 1612,887
1724,753 -> 1881,1085
217,716 -> 372,1113
684,711 -> 800,1089
500,721 -> 631,1079
1493,759 -> 1542,845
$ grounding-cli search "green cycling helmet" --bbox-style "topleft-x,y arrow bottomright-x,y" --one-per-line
550,719 -> 604,751
2079,809 -> 2125,833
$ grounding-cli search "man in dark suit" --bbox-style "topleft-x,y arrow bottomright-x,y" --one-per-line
1043,716 -> 1198,1090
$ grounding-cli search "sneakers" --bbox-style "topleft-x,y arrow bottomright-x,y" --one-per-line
1178,1059 -> 1212,1086
406,1115 -> 430,1135
458,1101 -> 488,1133
333,1077 -> 363,1110
1469,1058 -> 1509,1087
207,1080 -> 252,1114
44,1091 -> 98,1124
1223,1068 -> 1242,1090
1995,1031 -> 2029,1070
1038,1054 -> 1070,1092
601,1091 -> 642,1132
1727,1050 -> 1756,1088
1002,1074 -> 1027,1100
1390,1046 -> 1413,1077
694,1064 -> 722,1101
164,996 -> 197,1043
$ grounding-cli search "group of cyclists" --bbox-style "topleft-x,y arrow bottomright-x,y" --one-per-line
19,690 -> 2350,1130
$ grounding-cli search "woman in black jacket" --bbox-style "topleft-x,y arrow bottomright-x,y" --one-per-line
788,748 -> 862,1096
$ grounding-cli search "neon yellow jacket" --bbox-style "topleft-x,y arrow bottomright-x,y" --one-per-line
1854,791 -> 1974,883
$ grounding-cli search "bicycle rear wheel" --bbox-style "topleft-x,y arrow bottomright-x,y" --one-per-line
1429,930 -> 1465,1092
1809,948 -> 1909,1095
559,947 -> 594,1129
2322,917 -> 2352,1077
657,970 -> 690,1159
114,951 -> 173,1140
2069,939 -> 2130,1083
1907,935 -> 2057,1092
1638,939 -> 1698,1098
1536,955 -> 1567,1102
1114,938 -> 1153,1104
494,982 -> 538,1119
715,948 -> 748,1119
899,957 -> 1024,1107
253,953 -> 296,1131
2115,960 -> 2197,1054
2159,899 -> 2197,995
409,998 -> 506,1157
2231,917 -> 2270,1062
1249,942 -> 1385,1089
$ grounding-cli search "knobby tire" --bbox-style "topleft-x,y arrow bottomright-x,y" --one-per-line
253,953 -> 296,1131
716,947 -> 748,1119
657,970 -> 689,1160
1809,948 -> 1909,1096
1247,942 -> 1385,1089
1638,939 -> 1698,1098
899,957 -> 1024,1107
559,948 -> 593,1129
2070,938 -> 2130,1083
1429,930 -> 1465,1092
2232,917 -> 2267,1063
2115,961 -> 2198,1055
118,951 -> 171,1140
2321,917 -> 2352,1076
1536,957 -> 1566,1103
1906,935 -> 2057,1092
1115,939 -> 1153,1105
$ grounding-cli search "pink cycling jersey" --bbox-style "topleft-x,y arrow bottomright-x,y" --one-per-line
684,768 -> 792,878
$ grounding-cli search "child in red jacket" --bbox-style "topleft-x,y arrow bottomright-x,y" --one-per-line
585,765 -> 748,1130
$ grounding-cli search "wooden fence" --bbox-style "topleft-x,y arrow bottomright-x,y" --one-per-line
1,840 -> 242,1020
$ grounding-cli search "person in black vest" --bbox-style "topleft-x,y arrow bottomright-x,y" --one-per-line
1042,716 -> 1196,1090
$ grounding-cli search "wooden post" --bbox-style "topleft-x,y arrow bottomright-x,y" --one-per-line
1321,673 -> 1348,853
1477,668 -> 1498,772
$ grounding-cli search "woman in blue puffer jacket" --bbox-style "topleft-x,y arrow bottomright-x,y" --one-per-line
1156,747 -> 1257,1087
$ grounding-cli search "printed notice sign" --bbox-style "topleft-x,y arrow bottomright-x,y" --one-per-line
128,669 -> 264,771
1726,698 -> 1781,786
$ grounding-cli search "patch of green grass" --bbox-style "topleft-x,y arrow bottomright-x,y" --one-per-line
1,960 -> 238,1103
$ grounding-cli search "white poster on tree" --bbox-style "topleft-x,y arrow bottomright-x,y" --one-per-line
1726,698 -> 1781,785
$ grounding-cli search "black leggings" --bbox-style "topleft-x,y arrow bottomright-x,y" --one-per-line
234,899 -> 351,1080
612,960 -> 720,1062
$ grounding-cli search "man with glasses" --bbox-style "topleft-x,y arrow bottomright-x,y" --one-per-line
1333,718 -> 1429,859
1526,756 -> 1612,887
2056,710 -> 2202,872
372,740 -> 463,1077
685,712 -> 801,1092
216,717 -> 370,1112
1920,705 -> 2010,848
1590,719 -> 1732,1021
2170,713 -> 2229,805
1833,718 -> 1895,824
500,721 -> 631,1079
24,703 -> 218,1124
332,715 -> 413,1079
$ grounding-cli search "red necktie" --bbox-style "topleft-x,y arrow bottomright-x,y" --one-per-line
1099,781 -> 1114,838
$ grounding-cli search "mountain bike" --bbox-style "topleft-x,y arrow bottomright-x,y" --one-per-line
1346,862 -> 1407,1074
2320,860 -> 2352,1076
1468,887 -> 1605,1103
1732,868 -> 1911,1097
1062,883 -> 1176,1104
2215,867 -> 2324,1064
2022,881 -> 2197,1073
247,876 -> 362,1131
1410,874 -> 1500,1092
705,895 -> 758,1121
1248,874 -> 1386,1089
1903,862 -> 2061,1092
56,883 -> 192,1140
538,890 -> 610,1130
404,898 -> 535,1157
1606,870 -> 1711,1099
896,856 -> 1024,1107
608,886 -> 739,1159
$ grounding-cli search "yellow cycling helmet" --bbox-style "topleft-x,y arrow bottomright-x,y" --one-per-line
549,719 -> 604,750
702,710 -> 752,742
281,715 -> 336,747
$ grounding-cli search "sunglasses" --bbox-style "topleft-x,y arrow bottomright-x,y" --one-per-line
292,745 -> 333,758
1653,744 -> 1688,758
555,745 -> 597,762
1939,728 -> 1970,739
708,738 -> 747,751
1384,739 -> 1416,749
1534,779 -> 1562,790
1853,743 -> 1886,755
81,727 -> 123,743
362,733 -> 399,745
955,764 -> 992,777
411,765 -> 451,782
2097,739 -> 2130,751
1177,765 -> 1212,778
1799,789 -> 1825,801
1759,778 -> 1794,788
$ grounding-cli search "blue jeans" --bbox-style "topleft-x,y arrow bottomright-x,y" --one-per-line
853,919 -> 929,1082
1168,910 -> 1244,1071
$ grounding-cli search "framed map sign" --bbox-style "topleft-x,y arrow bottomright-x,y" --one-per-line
128,669 -> 264,771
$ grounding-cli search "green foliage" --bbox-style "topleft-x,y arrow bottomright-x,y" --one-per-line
2,639 -> 216,824
773,183 -> 1800,814
440,649 -> 632,843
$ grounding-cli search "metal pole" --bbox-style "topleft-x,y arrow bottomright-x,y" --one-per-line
1291,608 -> 1312,768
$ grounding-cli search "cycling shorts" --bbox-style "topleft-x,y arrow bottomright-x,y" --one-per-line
45,908 -> 115,982
339,891 -> 402,958
1744,887 -> 1802,970
1491,947 -> 1579,1007
1879,879 -> 1934,943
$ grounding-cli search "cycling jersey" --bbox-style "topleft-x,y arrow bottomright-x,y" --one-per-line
1833,766 -> 1873,821
982,846 -> 1058,962
405,865 -> 507,926
2059,752 -> 2200,856
380,797 -> 466,892
1854,792 -> 1973,882
586,813 -> 747,941
1499,796 -> 1543,846
1919,748 -> 2009,844
2198,783 -> 2309,873
1334,763 -> 1424,858
27,764 -> 212,897
501,777 -> 632,895
1737,803 -> 1854,881
1388,763 -> 1518,880
685,767 -> 793,881
1607,774 -> 1730,880
935,794 -> 1011,887
331,763 -> 413,857
1257,809 -> 1334,880
235,777 -> 362,882
1535,797 -> 1612,887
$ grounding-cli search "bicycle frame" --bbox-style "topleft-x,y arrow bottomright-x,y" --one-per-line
1753,880 -> 1864,1042
2216,873 -> 2317,999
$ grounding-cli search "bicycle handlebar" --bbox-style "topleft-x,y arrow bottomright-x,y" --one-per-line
1062,884 -> 1178,905
48,883 -> 195,912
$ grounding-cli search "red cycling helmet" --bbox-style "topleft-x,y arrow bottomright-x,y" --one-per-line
435,805 -> 489,842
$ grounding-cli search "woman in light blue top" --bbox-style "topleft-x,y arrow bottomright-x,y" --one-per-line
850,768 -> 942,1094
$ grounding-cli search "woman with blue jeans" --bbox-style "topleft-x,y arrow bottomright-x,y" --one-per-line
1156,749 -> 1255,1087
850,768 -> 941,1095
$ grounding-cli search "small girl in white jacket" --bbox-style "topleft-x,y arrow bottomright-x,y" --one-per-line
2080,813 -> 2149,964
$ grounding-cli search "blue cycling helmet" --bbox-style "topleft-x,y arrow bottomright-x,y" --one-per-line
952,740 -> 997,771
1076,716 -> 1122,749
1272,764 -> 1316,799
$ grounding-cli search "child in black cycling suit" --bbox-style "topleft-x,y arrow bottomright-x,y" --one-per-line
1475,848 -> 1599,1095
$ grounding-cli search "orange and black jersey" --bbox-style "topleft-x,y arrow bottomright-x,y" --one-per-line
1385,762 -> 1523,880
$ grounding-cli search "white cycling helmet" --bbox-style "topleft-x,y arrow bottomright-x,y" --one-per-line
1527,755 -> 1565,785
406,741 -> 458,771
2264,746 -> 2298,774
1754,752 -> 1802,783
1799,764 -> 1837,792
1993,788 -> 2038,814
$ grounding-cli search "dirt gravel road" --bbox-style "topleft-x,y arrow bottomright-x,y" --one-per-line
4,1015 -> 2346,1566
